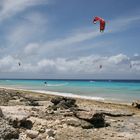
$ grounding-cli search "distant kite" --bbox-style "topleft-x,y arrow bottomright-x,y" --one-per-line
93,16 -> 106,32
18,62 -> 21,66
99,65 -> 102,69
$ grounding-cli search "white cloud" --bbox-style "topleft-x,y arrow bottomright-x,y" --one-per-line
0,54 -> 139,76
24,43 -> 40,55
6,11 -> 48,50
23,12 -> 48,26
33,54 -> 139,78
108,54 -> 129,64
43,30 -> 100,49
131,60 -> 140,71
0,0 -> 48,21
0,55 -> 19,72
134,53 -> 139,57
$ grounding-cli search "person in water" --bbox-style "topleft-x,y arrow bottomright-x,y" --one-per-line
44,81 -> 47,85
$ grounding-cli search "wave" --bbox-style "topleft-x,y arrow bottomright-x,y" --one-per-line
89,81 -> 95,83
5,80 -> 10,82
30,89 -> 105,101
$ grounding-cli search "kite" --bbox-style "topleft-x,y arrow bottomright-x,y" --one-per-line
93,16 -> 106,32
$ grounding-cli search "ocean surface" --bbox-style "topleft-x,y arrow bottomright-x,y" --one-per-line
0,79 -> 140,103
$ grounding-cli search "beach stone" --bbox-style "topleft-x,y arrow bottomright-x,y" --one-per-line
80,120 -> 94,129
1,106 -> 33,129
47,136 -> 56,140
36,125 -> 46,133
46,129 -> 55,137
102,110 -> 134,117
20,119 -> 33,129
51,97 -> 77,110
0,108 -> 3,117
0,118 -> 19,139
75,110 -> 94,120
75,110 -> 106,128
9,117 -> 33,129
132,100 -> 140,109
62,110 -> 75,117
28,100 -> 39,106
63,98 -> 77,108
64,117 -> 93,129
34,138 -> 42,140
65,117 -> 81,127
51,97 -> 64,105
26,130 -> 39,139
38,133 -> 47,139
8,99 -> 25,106
19,132 -> 27,140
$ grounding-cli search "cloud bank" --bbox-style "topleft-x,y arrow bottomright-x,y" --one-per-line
0,54 -> 139,79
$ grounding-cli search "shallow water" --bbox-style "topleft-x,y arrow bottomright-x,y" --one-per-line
0,79 -> 140,102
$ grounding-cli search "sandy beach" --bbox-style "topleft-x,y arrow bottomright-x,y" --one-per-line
0,87 -> 140,140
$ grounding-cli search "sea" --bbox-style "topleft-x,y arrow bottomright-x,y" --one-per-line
0,79 -> 140,103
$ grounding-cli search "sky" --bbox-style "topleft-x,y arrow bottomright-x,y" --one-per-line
0,0 -> 140,79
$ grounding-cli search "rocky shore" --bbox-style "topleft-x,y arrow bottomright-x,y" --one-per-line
0,88 -> 140,140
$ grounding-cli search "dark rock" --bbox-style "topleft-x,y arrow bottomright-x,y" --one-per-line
132,101 -> 140,109
9,117 -> 33,129
0,118 -> 19,139
48,105 -> 57,111
28,100 -> 39,106
91,112 -> 106,128
75,110 -> 106,128
0,108 -> 3,117
64,98 -> 76,107
51,97 -> 77,110
57,100 -> 70,109
23,97 -> 40,106
102,111 -> 134,117
51,97 -> 64,105
20,119 -> 33,129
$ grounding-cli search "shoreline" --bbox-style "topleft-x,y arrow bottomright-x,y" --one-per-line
0,86 -> 131,105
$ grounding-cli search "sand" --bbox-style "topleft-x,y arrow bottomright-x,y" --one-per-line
0,88 -> 140,140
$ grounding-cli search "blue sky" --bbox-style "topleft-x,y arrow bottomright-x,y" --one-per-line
0,0 -> 140,79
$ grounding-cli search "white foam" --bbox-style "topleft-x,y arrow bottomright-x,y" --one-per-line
89,81 -> 95,83
31,89 -> 105,101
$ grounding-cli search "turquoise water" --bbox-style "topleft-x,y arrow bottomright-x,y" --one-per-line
0,79 -> 140,102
